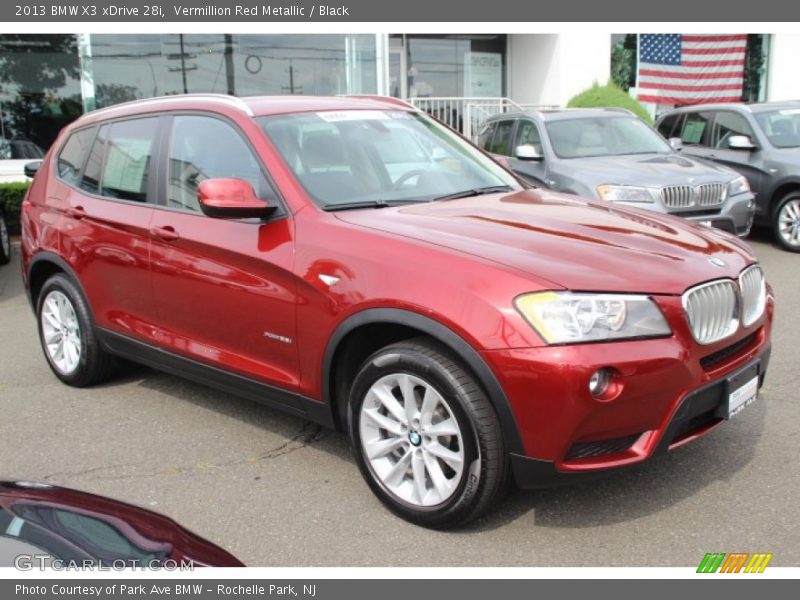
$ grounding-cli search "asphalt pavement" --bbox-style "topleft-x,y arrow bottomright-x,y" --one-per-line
1,229 -> 798,567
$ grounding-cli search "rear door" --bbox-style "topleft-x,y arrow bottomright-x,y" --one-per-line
57,116 -> 162,340
148,113 -> 300,396
676,110 -> 716,161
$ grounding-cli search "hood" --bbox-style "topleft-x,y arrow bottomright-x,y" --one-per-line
335,189 -> 756,294
566,152 -> 738,187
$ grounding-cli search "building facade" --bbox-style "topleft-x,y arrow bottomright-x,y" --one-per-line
6,32 -> 798,154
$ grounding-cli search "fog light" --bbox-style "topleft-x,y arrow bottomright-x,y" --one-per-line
588,368 -> 613,397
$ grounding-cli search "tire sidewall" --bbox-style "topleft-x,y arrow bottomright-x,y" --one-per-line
774,193 -> 800,252
0,212 -> 10,264
348,346 -> 484,525
36,275 -> 94,385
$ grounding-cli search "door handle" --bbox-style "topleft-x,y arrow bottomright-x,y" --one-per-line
66,206 -> 86,220
150,225 -> 180,242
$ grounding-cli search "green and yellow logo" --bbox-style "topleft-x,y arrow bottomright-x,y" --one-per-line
697,552 -> 773,573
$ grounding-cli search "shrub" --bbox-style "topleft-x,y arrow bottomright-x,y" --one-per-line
567,82 -> 653,124
0,181 -> 31,234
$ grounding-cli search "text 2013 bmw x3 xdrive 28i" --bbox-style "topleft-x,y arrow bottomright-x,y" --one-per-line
21,95 -> 773,529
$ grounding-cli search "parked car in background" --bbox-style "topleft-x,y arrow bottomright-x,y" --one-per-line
478,108 -> 755,237
0,481 -> 243,567
0,199 -> 11,265
656,102 -> 800,252
0,138 -> 44,183
21,95 -> 773,528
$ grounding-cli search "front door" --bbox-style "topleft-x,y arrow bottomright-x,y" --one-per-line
148,114 -> 300,395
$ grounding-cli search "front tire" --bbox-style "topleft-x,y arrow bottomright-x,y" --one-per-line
774,192 -> 800,252
37,274 -> 113,387
348,339 -> 508,529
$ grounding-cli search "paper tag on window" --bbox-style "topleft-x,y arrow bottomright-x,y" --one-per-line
317,111 -> 391,122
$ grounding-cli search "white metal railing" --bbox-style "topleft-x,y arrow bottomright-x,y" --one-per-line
408,97 -> 558,140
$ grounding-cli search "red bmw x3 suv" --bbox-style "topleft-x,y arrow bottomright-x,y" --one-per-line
21,95 -> 773,528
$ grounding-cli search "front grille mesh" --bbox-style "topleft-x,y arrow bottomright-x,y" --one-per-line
683,280 -> 739,345
566,433 -> 642,460
661,183 -> 726,209
740,265 -> 766,326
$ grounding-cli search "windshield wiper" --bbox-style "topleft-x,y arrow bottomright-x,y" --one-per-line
322,199 -> 427,212
432,185 -> 514,202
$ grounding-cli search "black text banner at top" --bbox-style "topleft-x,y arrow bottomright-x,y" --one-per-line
2,0 -> 795,22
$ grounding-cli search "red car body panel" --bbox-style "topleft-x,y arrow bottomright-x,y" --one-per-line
21,95 -> 774,482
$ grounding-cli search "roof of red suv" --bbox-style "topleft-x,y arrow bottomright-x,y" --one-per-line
76,94 -> 414,127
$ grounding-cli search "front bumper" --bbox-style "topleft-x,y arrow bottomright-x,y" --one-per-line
482,294 -> 773,489
510,348 -> 770,488
671,191 -> 756,237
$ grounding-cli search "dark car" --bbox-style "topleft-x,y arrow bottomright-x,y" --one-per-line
0,199 -> 10,265
21,94 -> 773,529
656,101 -> 800,251
0,481 -> 243,567
478,108 -> 755,236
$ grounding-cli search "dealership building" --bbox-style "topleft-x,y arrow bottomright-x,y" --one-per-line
1,33 -> 798,151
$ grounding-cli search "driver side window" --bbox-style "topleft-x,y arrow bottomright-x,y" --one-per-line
514,120 -> 542,155
167,115 -> 275,213
711,112 -> 755,149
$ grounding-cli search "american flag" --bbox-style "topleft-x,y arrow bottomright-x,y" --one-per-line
636,34 -> 747,104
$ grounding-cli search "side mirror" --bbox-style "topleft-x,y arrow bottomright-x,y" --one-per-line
668,138 -> 683,152
515,144 -> 543,161
24,161 -> 42,178
728,135 -> 757,151
197,178 -> 276,219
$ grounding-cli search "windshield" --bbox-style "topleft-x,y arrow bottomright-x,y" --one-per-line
755,109 -> 800,148
0,139 -> 44,160
546,116 -> 671,159
258,110 -> 520,208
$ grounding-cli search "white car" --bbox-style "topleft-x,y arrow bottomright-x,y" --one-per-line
0,138 -> 44,183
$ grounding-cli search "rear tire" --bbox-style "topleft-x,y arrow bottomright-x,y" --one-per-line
37,274 -> 114,387
348,339 -> 508,529
0,211 -> 10,265
773,192 -> 800,252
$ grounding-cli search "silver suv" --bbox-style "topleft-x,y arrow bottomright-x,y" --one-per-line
656,101 -> 800,252
478,108 -> 755,237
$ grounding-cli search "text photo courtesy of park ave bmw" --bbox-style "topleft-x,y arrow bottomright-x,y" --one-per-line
0,0 -> 798,590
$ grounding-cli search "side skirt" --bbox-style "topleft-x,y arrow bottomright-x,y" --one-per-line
96,328 -> 336,429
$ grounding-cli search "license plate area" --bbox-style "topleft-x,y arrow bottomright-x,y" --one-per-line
724,362 -> 759,419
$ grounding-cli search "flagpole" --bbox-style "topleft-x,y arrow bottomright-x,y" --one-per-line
635,33 -> 641,91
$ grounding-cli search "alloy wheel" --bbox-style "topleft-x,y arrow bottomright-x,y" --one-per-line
0,216 -> 9,257
359,372 -> 465,507
40,290 -> 82,375
778,198 -> 800,248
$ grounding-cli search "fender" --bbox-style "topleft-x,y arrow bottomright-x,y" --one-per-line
323,308 -> 525,455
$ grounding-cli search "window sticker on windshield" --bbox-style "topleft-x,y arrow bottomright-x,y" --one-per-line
317,111 -> 391,122
779,109 -> 800,115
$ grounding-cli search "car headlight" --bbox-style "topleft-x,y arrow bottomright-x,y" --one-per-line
596,184 -> 656,203
514,292 -> 672,344
728,175 -> 750,196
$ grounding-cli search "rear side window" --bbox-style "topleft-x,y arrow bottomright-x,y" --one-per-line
657,113 -> 681,138
97,118 -> 159,202
488,120 -> 514,156
57,127 -> 96,186
680,112 -> 713,146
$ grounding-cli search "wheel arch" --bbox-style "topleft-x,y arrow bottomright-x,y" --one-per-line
322,308 -> 525,455
27,252 -> 88,312
769,179 -> 800,213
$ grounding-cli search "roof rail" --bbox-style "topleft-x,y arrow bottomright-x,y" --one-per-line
339,94 -> 417,110
88,93 -> 254,117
